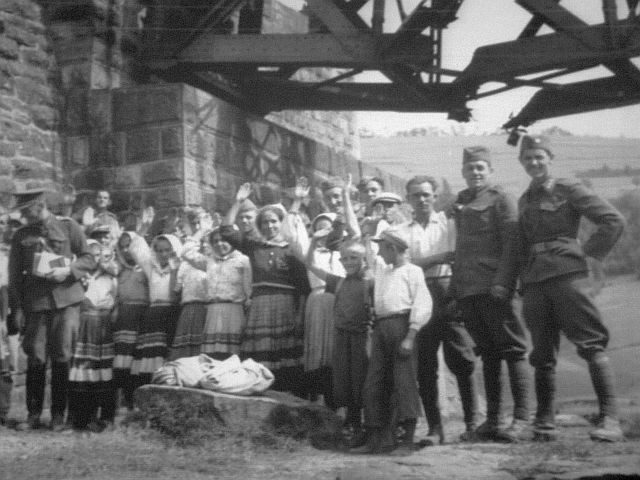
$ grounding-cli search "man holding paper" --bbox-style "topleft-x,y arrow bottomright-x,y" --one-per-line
7,188 -> 96,431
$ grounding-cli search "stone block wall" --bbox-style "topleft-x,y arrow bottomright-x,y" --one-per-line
0,0 -> 61,207
64,83 -> 402,218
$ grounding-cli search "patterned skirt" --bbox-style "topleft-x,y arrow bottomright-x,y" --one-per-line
303,290 -> 336,372
169,302 -> 207,361
130,304 -> 180,379
69,307 -> 114,383
201,302 -> 245,360
241,292 -> 303,371
113,302 -> 147,372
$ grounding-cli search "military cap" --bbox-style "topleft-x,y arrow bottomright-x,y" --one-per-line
371,192 -> 403,206
11,188 -> 48,211
520,135 -> 553,156
371,227 -> 409,251
463,146 -> 491,165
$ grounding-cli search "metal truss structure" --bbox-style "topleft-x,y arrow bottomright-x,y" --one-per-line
138,0 -> 640,132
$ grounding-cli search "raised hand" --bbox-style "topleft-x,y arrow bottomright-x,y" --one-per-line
293,176 -> 310,200
236,183 -> 252,202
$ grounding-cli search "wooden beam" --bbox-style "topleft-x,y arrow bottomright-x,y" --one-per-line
145,33 -> 433,68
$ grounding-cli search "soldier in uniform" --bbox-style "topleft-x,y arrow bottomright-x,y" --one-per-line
451,146 -> 530,442
7,189 -> 95,430
517,135 -> 625,442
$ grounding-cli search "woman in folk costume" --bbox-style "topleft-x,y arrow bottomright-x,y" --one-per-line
112,231 -> 148,408
221,183 -> 311,396
169,236 -> 210,360
68,240 -> 118,431
181,227 -> 252,359
303,212 -> 345,408
128,233 -> 182,386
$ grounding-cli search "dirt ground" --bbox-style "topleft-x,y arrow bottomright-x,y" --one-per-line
1,400 -> 639,480
2,276 -> 640,479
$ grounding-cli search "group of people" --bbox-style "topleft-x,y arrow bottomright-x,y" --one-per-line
0,135 -> 626,454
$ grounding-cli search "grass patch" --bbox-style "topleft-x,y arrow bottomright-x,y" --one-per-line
123,395 -> 311,451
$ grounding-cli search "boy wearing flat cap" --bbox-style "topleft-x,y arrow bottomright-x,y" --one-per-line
451,146 -> 531,442
8,188 -> 96,431
352,227 -> 432,455
517,135 -> 625,442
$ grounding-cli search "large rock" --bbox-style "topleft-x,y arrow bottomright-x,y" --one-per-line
133,385 -> 343,448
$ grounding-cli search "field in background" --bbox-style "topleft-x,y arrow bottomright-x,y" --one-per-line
360,135 -> 640,199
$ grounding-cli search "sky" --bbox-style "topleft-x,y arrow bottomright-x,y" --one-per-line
283,0 -> 640,138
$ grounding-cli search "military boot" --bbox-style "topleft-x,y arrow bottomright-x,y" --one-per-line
533,366 -> 557,442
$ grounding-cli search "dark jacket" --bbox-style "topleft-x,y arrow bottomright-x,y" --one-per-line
8,214 -> 96,319
517,178 -> 625,284
452,184 -> 520,299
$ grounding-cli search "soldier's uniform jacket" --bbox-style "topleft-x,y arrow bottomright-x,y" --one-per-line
8,214 -> 96,317
517,177 -> 625,285
452,184 -> 520,299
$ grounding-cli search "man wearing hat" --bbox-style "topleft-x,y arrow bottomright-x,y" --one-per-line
398,175 -> 478,445
7,188 -> 96,430
517,135 -> 625,442
451,146 -> 530,442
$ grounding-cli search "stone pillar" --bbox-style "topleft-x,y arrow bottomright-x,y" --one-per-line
0,0 -> 62,206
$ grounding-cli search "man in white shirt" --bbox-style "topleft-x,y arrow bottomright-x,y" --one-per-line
398,175 -> 478,445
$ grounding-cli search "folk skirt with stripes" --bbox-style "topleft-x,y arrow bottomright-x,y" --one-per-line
201,302 -> 245,360
130,304 -> 180,381
112,302 -> 147,373
241,292 -> 303,372
169,302 -> 207,361
69,307 -> 115,383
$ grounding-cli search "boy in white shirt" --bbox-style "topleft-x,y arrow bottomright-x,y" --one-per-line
353,228 -> 432,455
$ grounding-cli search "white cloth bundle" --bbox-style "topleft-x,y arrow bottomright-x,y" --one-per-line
152,354 -> 274,395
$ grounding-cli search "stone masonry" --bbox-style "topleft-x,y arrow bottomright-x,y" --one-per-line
0,0 -> 61,208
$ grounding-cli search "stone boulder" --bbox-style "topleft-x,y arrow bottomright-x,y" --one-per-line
133,385 -> 344,449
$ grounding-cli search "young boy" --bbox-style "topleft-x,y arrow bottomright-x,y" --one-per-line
307,235 -> 371,446
354,228 -> 432,454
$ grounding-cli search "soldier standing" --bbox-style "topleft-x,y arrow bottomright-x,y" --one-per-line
517,135 -> 625,442
451,147 -> 530,442
8,189 -> 95,431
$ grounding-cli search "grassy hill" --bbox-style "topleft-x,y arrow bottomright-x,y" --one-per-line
360,134 -> 640,199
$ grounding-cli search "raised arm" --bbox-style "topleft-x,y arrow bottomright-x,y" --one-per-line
305,233 -> 330,281
342,174 -> 361,239
223,183 -> 252,226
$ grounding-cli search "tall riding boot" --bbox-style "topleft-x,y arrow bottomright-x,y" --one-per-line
457,373 -> 478,433
50,361 -> 70,426
0,374 -> 13,424
588,353 -> 623,442
26,361 -> 46,426
533,366 -> 557,441
497,358 -> 531,443
507,358 -> 530,421
475,356 -> 502,440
